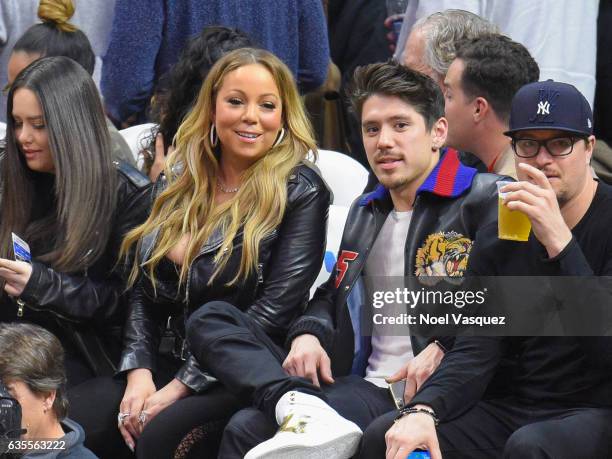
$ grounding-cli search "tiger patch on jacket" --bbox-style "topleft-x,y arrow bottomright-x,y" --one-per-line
414,231 -> 472,280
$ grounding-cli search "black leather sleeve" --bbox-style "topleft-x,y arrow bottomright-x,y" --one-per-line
174,356 -> 217,393
18,164 -> 152,322
245,169 -> 331,338
285,273 -> 336,352
462,173 -> 510,238
117,277 -> 163,373
19,261 -> 123,322
285,195 -> 365,352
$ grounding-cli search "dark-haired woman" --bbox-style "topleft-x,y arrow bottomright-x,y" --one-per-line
0,56 -> 151,387
3,0 -> 135,166
144,25 -> 253,180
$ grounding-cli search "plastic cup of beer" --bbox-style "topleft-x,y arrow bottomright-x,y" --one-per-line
497,181 -> 531,241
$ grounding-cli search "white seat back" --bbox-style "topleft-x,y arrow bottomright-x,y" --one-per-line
0,122 -> 6,140
313,149 -> 368,207
119,123 -> 157,169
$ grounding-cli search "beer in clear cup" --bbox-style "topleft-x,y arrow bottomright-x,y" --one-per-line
497,180 -> 531,241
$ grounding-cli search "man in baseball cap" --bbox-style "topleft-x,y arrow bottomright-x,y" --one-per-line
363,80 -> 612,458
503,79 -> 595,221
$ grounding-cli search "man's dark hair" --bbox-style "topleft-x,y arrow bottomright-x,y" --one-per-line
455,34 -> 539,122
350,61 -> 445,129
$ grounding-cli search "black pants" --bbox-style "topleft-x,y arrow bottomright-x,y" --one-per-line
135,384 -> 240,459
64,350 -> 96,388
219,375 -> 395,458
186,301 -> 323,423
189,303 -> 612,459
186,301 -> 399,458
359,398 -> 612,459
69,354 -> 241,459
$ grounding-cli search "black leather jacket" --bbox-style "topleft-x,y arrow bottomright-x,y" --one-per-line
118,163 -> 331,392
1,161 -> 152,375
287,150 -> 508,376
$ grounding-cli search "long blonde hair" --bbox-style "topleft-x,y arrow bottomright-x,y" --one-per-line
121,48 -> 317,288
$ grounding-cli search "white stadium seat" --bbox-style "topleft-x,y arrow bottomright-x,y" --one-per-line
313,149 -> 369,207
119,123 -> 157,169
307,150 -> 368,297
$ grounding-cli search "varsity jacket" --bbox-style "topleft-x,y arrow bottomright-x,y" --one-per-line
287,149 -> 506,376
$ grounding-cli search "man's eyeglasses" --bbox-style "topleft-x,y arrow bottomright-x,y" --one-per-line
511,136 -> 586,158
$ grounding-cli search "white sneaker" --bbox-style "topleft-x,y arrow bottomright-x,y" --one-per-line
244,391 -> 362,459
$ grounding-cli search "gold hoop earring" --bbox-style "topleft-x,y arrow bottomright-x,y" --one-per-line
210,124 -> 218,147
272,128 -> 285,148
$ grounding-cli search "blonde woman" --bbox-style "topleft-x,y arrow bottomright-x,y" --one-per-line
74,48 -> 330,458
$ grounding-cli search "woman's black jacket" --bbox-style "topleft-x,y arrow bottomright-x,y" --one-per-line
118,163 -> 331,392
1,161 -> 152,376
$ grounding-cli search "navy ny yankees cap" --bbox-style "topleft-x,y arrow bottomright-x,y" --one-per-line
504,80 -> 593,137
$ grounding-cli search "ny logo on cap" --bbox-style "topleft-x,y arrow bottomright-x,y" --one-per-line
529,89 -> 559,124
536,101 -> 550,115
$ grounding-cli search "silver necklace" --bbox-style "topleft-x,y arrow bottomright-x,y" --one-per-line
217,179 -> 240,193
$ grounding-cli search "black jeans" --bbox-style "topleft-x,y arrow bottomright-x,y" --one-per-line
186,300 -> 400,458
64,350 -> 96,388
186,301 -> 323,423
219,375 -> 396,458
359,398 -> 612,459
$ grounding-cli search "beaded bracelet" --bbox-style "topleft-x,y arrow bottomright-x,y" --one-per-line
433,339 -> 447,353
395,407 -> 440,426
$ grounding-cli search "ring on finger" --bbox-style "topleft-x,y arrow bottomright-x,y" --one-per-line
117,412 -> 130,425
138,410 -> 148,425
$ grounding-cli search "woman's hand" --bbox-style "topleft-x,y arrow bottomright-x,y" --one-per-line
119,368 -> 156,451
139,378 -> 192,428
0,259 -> 33,297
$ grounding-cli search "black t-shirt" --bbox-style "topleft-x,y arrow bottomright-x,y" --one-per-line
470,180 -> 612,277
411,181 -> 612,420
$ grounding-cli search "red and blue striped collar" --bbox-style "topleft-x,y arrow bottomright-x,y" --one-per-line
360,148 -> 477,206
